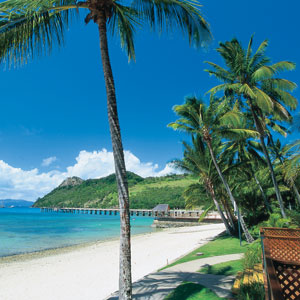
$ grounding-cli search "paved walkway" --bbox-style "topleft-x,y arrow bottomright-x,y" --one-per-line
106,253 -> 243,300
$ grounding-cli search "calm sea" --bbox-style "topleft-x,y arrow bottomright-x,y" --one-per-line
0,207 -> 155,257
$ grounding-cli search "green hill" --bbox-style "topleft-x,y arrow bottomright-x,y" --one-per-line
33,172 -> 197,209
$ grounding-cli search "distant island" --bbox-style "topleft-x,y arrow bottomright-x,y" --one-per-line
34,172 -> 196,209
0,199 -> 34,208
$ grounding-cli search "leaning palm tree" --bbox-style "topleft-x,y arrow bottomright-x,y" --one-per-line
0,1 -> 211,298
205,36 -> 298,218
174,134 -> 235,234
221,135 -> 273,213
169,96 -> 257,242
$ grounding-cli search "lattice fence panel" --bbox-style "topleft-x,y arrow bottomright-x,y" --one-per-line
264,237 -> 300,263
273,261 -> 300,300
263,228 -> 300,238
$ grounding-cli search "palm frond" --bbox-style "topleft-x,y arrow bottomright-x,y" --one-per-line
253,87 -> 273,113
132,0 -> 211,47
0,0 -> 82,65
248,39 -> 268,69
207,83 -> 241,96
270,61 -> 296,74
252,65 -> 275,81
221,128 -> 259,139
239,83 -> 256,99
272,88 -> 298,110
204,61 -> 233,82
109,3 -> 139,61
263,78 -> 297,92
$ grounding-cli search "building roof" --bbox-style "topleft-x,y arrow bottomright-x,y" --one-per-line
152,204 -> 170,212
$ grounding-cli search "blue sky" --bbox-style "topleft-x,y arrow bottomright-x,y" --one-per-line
0,0 -> 299,200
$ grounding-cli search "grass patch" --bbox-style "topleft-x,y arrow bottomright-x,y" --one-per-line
164,282 -> 224,300
161,234 -> 247,270
199,259 -> 244,276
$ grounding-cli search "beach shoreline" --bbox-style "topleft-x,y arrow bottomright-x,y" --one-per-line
0,227 -> 163,264
0,223 -> 225,300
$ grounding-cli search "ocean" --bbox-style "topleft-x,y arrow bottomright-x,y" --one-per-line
0,207 -> 155,257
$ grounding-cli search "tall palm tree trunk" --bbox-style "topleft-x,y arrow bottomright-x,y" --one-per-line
97,11 -> 132,300
206,179 -> 233,235
249,105 -> 286,218
259,134 -> 286,217
204,137 -> 254,243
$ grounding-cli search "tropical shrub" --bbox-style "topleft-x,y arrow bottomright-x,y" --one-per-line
243,240 -> 262,270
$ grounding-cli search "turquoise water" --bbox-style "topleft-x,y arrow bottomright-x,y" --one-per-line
0,207 -> 155,257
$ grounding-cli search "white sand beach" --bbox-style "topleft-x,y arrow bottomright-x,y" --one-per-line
0,223 -> 225,300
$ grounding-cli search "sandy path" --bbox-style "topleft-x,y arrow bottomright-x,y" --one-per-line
0,223 -> 224,300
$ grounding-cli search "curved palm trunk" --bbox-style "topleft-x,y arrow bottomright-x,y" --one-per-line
97,12 -> 132,300
206,179 -> 233,235
249,106 -> 286,218
205,137 -> 254,243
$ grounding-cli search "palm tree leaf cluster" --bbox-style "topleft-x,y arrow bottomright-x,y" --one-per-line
0,0 -> 212,65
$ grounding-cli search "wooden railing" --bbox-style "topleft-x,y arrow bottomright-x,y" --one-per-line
260,227 -> 300,300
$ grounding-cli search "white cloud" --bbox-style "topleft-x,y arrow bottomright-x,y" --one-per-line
0,149 -> 182,201
41,156 -> 57,167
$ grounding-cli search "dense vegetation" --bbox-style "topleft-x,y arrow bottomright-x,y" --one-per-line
169,36 -> 300,241
33,172 -> 197,209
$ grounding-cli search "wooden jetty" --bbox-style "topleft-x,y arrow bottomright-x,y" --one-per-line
40,207 -> 221,220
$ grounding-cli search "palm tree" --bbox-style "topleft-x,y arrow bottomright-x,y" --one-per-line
267,137 -> 300,206
221,135 -> 273,213
206,36 -> 298,218
0,1 -> 211,298
174,134 -> 235,234
275,139 -> 300,206
169,96 -> 257,242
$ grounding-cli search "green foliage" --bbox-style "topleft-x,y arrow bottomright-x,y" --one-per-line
199,259 -> 244,276
0,0 -> 211,65
164,282 -> 222,300
282,140 -> 300,182
243,240 -> 262,269
34,172 -> 196,209
237,282 -> 265,300
198,205 -> 213,222
287,210 -> 300,226
249,211 -> 299,238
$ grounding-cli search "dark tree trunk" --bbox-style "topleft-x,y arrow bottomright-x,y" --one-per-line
221,197 -> 236,230
97,11 -> 132,300
221,199 -> 236,227
206,179 -> 233,235
205,138 -> 254,243
249,105 -> 286,218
